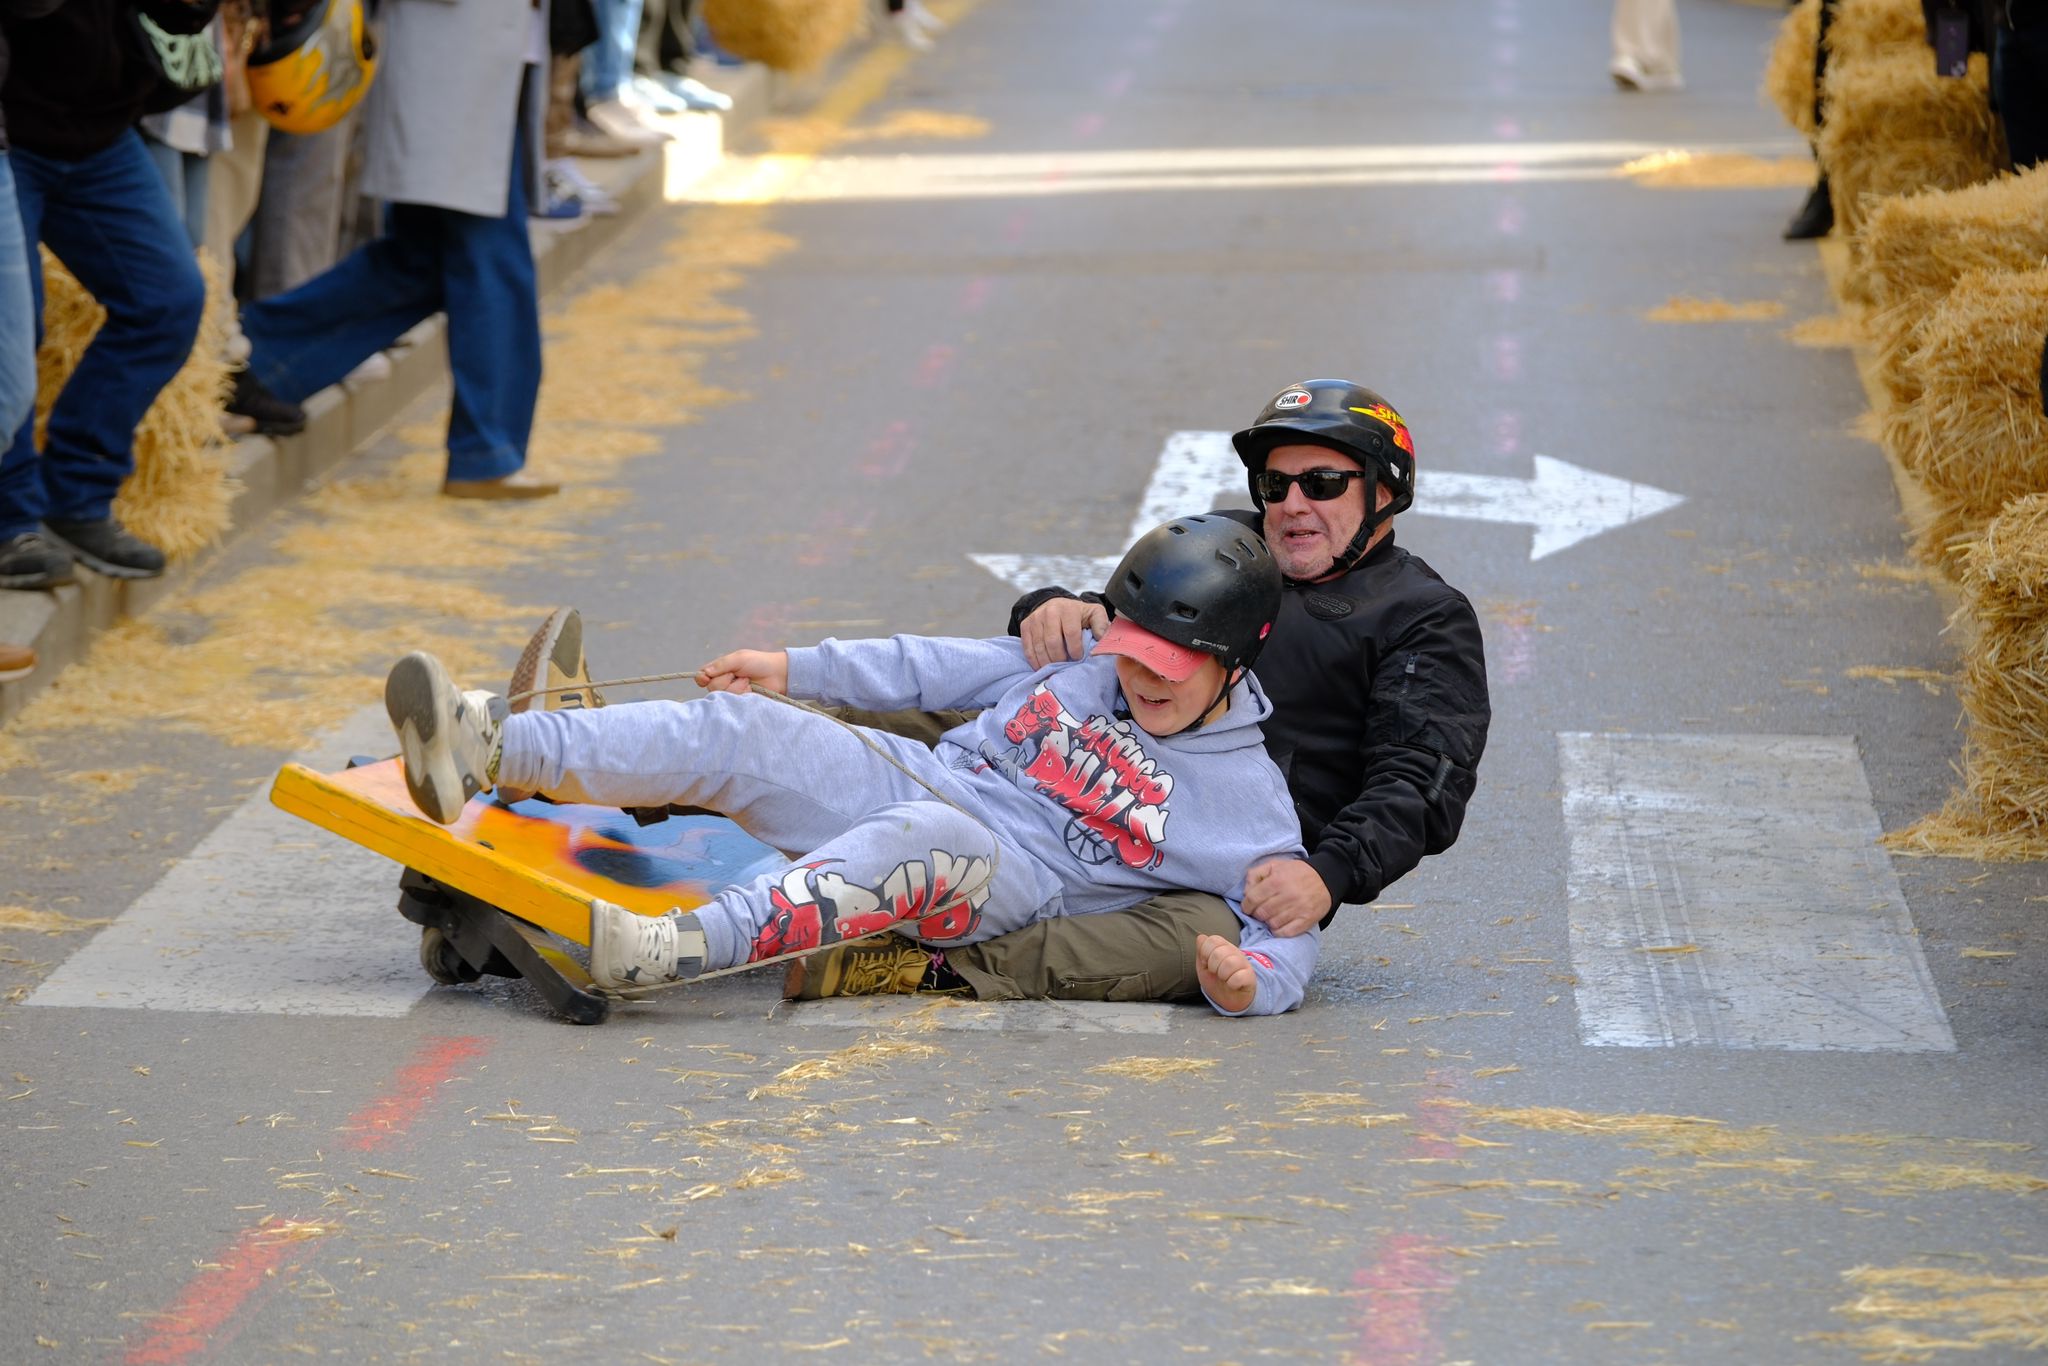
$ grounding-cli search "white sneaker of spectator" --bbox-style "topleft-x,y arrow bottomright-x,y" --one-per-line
892,8 -> 934,49
545,160 -> 620,217
584,95 -> 672,145
648,71 -> 734,112
906,0 -> 942,31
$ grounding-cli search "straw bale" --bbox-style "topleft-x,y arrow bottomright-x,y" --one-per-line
1823,0 -> 1931,67
1618,150 -> 1814,189
1817,50 -> 2000,238
35,250 -> 236,560
1860,165 -> 2048,408
1896,269 -> 2048,522
1763,0 -> 1822,140
701,0 -> 861,72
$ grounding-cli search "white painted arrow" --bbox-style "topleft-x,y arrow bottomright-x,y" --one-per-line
970,433 -> 1685,593
1418,454 -> 1687,559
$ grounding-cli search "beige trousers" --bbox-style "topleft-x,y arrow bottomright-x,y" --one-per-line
1611,0 -> 1682,79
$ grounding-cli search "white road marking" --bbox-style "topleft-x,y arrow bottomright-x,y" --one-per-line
780,997 -> 1173,1034
30,707 -> 427,1018
970,432 -> 1686,592
1422,455 -> 1683,559
1560,733 -> 1955,1052
694,139 -> 1808,203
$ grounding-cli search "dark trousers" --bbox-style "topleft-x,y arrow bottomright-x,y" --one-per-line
0,132 -> 206,538
1994,13 -> 2048,169
241,116 -> 541,483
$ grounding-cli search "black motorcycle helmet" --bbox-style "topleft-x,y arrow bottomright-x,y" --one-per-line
1232,378 -> 1417,579
1100,514 -> 1282,681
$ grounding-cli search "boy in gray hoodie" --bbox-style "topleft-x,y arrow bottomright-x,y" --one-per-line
383,516 -> 1318,1016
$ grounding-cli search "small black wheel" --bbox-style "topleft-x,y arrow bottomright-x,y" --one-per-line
419,926 -> 482,985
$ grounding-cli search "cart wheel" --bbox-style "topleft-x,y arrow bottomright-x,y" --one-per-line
420,926 -> 482,985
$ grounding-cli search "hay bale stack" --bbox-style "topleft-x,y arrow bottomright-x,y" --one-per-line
1817,49 -> 1999,238
1861,166 -> 2048,410
1887,267 -> 2048,572
1892,494 -> 2048,853
36,249 -> 236,559
701,0 -> 861,72
1763,0 -> 1822,140
1822,0 -> 1927,66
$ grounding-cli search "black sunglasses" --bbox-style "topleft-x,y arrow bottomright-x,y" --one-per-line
1252,468 -> 1370,504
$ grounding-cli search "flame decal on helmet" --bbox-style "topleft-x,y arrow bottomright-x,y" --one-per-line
1349,404 -> 1415,458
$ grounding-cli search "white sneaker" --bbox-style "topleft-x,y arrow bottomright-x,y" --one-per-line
385,652 -> 504,824
589,902 -> 708,991
544,160 -> 620,216
650,71 -> 734,113
892,10 -> 934,50
584,96 -> 672,145
906,0 -> 942,30
1609,54 -> 1683,92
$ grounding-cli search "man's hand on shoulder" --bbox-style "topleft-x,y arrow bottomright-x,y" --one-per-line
1019,597 -> 1109,670
696,649 -> 789,696
1243,858 -> 1331,937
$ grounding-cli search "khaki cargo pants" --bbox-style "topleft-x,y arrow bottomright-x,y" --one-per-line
825,706 -> 1243,1004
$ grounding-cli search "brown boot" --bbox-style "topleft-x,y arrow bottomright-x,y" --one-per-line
443,470 -> 562,500
783,937 -> 935,1001
0,641 -> 33,683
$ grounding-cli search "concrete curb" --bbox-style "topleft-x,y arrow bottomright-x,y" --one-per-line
0,60 -> 788,728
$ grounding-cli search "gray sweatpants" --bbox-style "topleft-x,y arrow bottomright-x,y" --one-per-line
497,694 -> 1050,971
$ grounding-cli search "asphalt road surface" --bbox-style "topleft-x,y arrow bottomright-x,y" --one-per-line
6,1 -> 2045,1362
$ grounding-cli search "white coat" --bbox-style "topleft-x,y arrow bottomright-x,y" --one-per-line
358,0 -> 543,218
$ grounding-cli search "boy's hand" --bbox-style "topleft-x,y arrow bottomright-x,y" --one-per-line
696,649 -> 789,696
1195,933 -> 1257,1014
1243,858 -> 1330,937
1020,598 -> 1109,669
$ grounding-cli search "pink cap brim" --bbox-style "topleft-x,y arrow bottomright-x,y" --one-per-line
1092,617 -> 1206,682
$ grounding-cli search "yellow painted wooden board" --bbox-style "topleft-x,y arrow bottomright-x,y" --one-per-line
269,760 -> 783,946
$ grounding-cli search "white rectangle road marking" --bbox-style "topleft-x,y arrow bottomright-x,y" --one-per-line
1560,733 -> 1954,1052
30,707 -> 427,1018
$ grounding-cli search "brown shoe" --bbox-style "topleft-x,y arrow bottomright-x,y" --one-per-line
443,471 -> 561,500
0,641 -> 34,683
783,937 -> 939,1001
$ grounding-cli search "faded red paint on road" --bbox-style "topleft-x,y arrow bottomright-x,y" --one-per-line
120,1035 -> 489,1366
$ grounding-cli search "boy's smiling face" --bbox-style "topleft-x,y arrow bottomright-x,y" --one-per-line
1113,653 -> 1230,736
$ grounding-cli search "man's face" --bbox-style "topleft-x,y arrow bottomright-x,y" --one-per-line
1260,443 -> 1388,581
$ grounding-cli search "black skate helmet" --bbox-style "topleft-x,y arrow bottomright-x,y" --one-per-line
1232,378 -> 1417,578
1097,514 -> 1282,681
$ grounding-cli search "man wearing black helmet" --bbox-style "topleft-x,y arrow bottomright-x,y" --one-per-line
798,379 -> 1489,1005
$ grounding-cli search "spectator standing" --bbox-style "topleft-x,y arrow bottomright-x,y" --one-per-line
1785,0 -> 1839,240
238,0 -> 560,499
0,0 -> 218,589
0,0 -> 55,673
1610,0 -> 1683,91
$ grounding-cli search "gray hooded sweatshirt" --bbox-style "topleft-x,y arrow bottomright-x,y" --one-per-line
786,635 -> 1318,1015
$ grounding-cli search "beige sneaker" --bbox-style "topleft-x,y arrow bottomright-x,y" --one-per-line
499,608 -> 605,804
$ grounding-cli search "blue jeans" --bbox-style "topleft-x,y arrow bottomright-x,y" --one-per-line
580,0 -> 644,100
141,134 -> 211,251
240,120 -> 541,483
0,132 -> 206,538
0,157 -> 38,441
